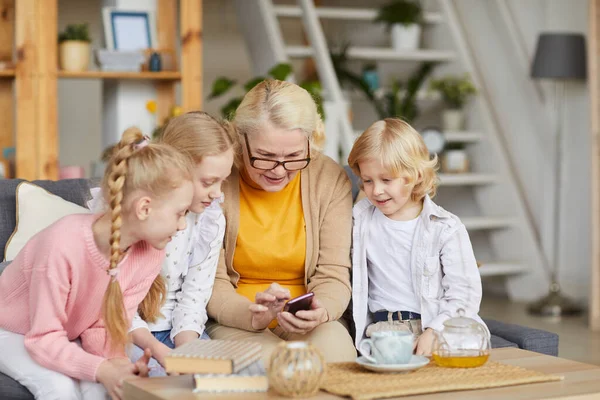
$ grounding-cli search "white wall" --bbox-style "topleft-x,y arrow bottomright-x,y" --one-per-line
449,0 -> 590,301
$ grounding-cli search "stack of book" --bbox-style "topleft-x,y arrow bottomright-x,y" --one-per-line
164,339 -> 268,393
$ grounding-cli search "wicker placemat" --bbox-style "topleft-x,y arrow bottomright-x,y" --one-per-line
321,361 -> 563,400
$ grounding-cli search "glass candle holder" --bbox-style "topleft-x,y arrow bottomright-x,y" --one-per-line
268,341 -> 326,397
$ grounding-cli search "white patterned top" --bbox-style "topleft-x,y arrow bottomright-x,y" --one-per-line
88,188 -> 225,340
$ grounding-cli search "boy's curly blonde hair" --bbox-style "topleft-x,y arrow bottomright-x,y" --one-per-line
347,118 -> 439,202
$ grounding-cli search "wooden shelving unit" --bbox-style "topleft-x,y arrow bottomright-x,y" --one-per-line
58,70 -> 182,80
0,0 -> 203,180
0,70 -> 15,78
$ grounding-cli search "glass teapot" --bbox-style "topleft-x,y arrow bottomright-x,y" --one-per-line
432,309 -> 491,368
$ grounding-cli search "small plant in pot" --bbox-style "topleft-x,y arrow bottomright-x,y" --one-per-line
429,74 -> 477,131
374,0 -> 423,51
58,23 -> 91,72
441,142 -> 469,174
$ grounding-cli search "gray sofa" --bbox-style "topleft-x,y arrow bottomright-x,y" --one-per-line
0,177 -> 559,399
0,178 -> 91,400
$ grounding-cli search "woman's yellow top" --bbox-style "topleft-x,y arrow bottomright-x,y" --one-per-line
234,169 -> 307,327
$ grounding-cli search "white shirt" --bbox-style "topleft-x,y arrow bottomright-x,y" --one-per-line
88,188 -> 225,341
366,209 -> 420,314
351,196 -> 488,347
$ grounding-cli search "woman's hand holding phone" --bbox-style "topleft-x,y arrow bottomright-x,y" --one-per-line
277,296 -> 329,335
250,283 -> 290,330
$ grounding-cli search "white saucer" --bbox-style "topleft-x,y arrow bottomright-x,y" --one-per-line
356,355 -> 430,373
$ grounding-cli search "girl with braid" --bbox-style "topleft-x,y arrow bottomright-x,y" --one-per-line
0,127 -> 195,400
89,111 -> 236,377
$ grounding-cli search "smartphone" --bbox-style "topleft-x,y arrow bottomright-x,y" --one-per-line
283,292 -> 315,315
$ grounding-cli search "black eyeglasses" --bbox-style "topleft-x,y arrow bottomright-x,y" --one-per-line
244,133 -> 311,171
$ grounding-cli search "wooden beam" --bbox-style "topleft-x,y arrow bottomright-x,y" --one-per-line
14,0 -> 57,180
0,0 -> 14,61
589,0 -> 600,331
14,0 -> 37,180
180,0 -> 202,111
34,0 -> 57,179
0,0 -> 14,165
156,0 -> 177,125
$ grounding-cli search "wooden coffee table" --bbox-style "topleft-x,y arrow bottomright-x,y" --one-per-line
124,348 -> 600,399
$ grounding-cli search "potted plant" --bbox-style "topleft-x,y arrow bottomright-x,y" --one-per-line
441,142 -> 469,173
374,0 -> 423,51
429,74 -> 477,131
332,44 -> 436,123
58,23 -> 91,72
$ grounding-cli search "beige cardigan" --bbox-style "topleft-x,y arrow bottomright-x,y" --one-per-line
206,153 -> 353,332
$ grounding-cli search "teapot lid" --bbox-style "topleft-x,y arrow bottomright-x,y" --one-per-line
443,309 -> 482,329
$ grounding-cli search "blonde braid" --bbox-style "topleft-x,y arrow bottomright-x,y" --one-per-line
102,127 -> 145,351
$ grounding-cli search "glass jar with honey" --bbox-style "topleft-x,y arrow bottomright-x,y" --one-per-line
432,309 -> 491,368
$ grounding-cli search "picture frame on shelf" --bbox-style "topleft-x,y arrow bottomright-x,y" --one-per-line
102,7 -> 157,51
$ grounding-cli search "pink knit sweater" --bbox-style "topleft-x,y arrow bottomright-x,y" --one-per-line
0,213 -> 164,382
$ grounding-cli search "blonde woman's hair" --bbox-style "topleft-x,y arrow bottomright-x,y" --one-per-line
100,127 -> 194,352
347,118 -> 439,201
159,111 -> 238,166
233,79 -> 325,163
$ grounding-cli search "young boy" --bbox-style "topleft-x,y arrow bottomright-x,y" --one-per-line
348,118 -> 487,356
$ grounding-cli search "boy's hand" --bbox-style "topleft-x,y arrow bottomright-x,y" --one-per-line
414,328 -> 435,356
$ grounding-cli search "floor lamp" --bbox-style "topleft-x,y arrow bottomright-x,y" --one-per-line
528,33 -> 587,316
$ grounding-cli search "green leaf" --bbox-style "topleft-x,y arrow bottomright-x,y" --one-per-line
209,77 -> 236,99
268,63 -> 292,81
58,23 -> 91,43
243,77 -> 266,92
221,98 -> 243,120
374,0 -> 423,29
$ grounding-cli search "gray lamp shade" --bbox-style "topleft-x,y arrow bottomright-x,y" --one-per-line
531,33 -> 587,80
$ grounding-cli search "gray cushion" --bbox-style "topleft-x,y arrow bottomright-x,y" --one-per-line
0,261 -> 10,275
0,179 -> 91,259
484,318 -> 559,356
0,372 -> 33,400
490,334 -> 518,349
344,165 -> 360,202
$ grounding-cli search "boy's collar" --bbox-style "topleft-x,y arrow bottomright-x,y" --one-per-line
419,195 -> 452,223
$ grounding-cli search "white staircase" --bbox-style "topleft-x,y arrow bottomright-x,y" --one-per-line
232,0 -> 549,301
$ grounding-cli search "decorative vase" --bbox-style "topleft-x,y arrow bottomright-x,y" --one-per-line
362,68 -> 380,91
59,41 -> 90,72
442,149 -> 469,173
391,23 -> 421,51
442,109 -> 465,131
268,341 -> 326,398
149,52 -> 162,72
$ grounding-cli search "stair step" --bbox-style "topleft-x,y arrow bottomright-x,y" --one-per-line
273,5 -> 443,24
478,262 -> 526,276
444,131 -> 482,143
438,173 -> 496,186
462,217 -> 517,231
286,46 -> 455,62
353,130 -> 481,145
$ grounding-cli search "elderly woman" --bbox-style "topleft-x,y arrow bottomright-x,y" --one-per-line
206,79 -> 356,362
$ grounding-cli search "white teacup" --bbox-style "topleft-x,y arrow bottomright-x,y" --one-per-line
358,330 -> 413,365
